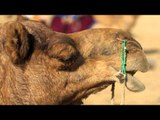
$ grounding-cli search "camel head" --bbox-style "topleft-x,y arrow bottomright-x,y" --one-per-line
0,16 -> 149,104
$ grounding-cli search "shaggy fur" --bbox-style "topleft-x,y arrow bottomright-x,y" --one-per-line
0,16 -> 149,105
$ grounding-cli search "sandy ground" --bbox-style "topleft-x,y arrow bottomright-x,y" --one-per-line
0,15 -> 159,105
83,15 -> 160,105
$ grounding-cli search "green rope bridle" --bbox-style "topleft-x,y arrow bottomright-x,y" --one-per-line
111,39 -> 127,105
120,39 -> 127,105
121,39 -> 127,78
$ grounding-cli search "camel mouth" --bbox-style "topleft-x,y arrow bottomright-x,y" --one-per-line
125,70 -> 145,92
122,57 -> 149,92
74,70 -> 145,104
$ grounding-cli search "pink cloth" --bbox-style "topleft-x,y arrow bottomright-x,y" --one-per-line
50,15 -> 94,33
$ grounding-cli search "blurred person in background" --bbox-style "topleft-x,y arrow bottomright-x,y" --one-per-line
50,15 -> 94,33
23,15 -> 138,33
24,15 -> 94,33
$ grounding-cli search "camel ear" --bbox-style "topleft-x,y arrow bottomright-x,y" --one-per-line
3,21 -> 31,64
16,15 -> 29,22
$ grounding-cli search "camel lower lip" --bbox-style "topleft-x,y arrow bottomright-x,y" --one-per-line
125,73 -> 145,92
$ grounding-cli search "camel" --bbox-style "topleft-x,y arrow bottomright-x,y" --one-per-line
0,16 -> 149,104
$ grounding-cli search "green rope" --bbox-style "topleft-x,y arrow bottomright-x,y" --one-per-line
121,39 -> 127,78
110,39 -> 127,105
120,39 -> 127,105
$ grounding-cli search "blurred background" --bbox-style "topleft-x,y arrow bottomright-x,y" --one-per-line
0,15 -> 159,105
